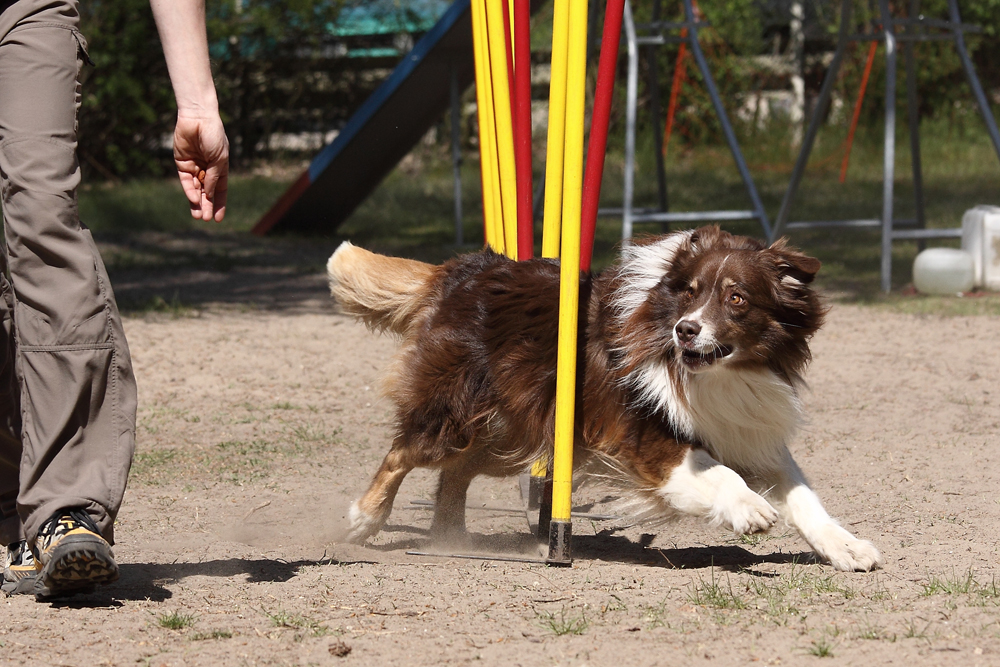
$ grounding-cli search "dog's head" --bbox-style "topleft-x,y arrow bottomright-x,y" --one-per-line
612,226 -> 826,384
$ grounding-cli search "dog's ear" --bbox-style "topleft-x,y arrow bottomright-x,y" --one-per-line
687,225 -> 727,255
768,237 -> 821,284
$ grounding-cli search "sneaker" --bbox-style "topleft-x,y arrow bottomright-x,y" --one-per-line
32,509 -> 119,599
2,540 -> 37,595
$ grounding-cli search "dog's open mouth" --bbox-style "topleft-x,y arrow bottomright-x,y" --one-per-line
680,345 -> 734,368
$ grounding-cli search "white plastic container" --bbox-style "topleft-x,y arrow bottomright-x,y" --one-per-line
912,248 -> 975,295
961,205 -> 1000,290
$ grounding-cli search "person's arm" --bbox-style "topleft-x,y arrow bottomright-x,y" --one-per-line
150,0 -> 229,222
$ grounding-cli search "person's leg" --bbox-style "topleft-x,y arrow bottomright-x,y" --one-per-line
0,269 -> 23,549
0,1 -> 137,565
0,268 -> 31,593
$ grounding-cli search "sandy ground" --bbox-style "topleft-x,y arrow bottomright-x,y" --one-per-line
3,265 -> 1000,667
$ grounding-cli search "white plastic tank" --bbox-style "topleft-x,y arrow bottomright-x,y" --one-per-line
912,248 -> 975,295
961,205 -> 1000,290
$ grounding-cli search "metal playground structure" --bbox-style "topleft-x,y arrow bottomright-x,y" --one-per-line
771,0 -> 1000,292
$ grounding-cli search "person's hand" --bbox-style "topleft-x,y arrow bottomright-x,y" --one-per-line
172,113 -> 229,222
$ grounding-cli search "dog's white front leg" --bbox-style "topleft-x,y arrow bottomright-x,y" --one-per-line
763,451 -> 883,572
659,448 -> 778,535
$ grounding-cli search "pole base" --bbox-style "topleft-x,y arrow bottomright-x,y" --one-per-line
546,520 -> 572,566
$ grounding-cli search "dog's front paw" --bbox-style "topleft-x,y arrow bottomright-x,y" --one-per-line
713,486 -> 778,535
343,500 -> 384,545
808,523 -> 883,572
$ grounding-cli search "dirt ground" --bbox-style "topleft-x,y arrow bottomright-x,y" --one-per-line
3,256 -> 1000,667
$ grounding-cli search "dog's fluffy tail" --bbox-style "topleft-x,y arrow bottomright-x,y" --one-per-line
327,242 -> 438,336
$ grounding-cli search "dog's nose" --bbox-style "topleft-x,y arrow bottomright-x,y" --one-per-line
675,319 -> 701,343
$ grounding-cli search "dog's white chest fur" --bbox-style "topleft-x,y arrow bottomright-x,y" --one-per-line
634,362 -> 800,474
684,368 -> 800,473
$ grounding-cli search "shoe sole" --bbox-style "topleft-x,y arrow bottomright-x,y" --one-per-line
34,535 -> 119,599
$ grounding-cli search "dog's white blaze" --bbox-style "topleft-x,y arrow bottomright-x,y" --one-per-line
658,448 -> 777,534
672,304 -> 722,353
613,230 -> 693,322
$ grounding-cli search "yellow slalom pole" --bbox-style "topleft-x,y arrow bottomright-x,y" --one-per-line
548,0 -> 587,564
541,0 -> 570,259
471,0 -> 501,252
475,0 -> 506,255
484,0 -> 519,259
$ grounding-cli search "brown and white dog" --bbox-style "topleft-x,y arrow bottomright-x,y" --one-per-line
327,226 -> 882,571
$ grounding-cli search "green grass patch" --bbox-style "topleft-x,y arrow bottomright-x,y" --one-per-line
157,611 -> 197,630
921,568 -> 1000,603
687,568 -> 748,610
131,436 -> 321,487
536,607 -> 589,636
265,609 -> 331,640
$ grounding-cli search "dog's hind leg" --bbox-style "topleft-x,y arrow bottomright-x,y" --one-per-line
430,460 -> 477,542
345,444 -> 414,544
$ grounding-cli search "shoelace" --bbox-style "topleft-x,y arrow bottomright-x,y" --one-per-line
39,508 -> 101,542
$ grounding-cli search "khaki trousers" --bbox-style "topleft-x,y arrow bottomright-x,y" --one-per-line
0,0 -> 137,546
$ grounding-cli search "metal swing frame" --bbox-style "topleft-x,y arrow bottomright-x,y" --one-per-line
770,0 -> 1000,293
598,0 -> 773,241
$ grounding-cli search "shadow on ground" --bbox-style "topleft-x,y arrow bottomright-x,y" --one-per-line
98,230 -> 340,315
37,556 -> 378,607
376,522 -> 812,572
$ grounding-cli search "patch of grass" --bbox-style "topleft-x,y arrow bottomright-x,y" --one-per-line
687,568 -> 748,610
872,293 -> 1000,317
640,599 -> 671,629
157,611 -> 197,630
922,569 -> 976,596
807,638 -> 835,658
191,629 -> 233,641
80,175 -> 292,236
921,568 -> 1000,605
289,424 -> 340,445
856,618 -> 892,641
736,532 -> 773,547
902,618 -> 931,640
130,432 -> 323,487
120,292 -> 195,317
600,594 -> 628,616
130,449 -> 179,484
537,607 -> 589,636
266,610 -> 331,640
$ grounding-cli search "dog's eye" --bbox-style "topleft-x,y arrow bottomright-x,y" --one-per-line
684,286 -> 695,299
728,293 -> 746,306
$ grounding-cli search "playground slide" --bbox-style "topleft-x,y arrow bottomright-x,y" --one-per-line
252,0 -> 475,236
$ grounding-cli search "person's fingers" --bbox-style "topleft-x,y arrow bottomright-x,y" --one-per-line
172,116 -> 229,221
212,174 -> 228,222
178,171 -> 202,208
202,167 -> 228,222
200,189 -> 214,221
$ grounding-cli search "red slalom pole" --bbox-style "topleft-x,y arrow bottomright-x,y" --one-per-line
840,41 -> 878,184
579,0 -> 626,273
514,0 -> 533,259
662,42 -> 687,158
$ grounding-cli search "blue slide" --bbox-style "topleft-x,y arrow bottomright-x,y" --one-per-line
253,0 -> 475,235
